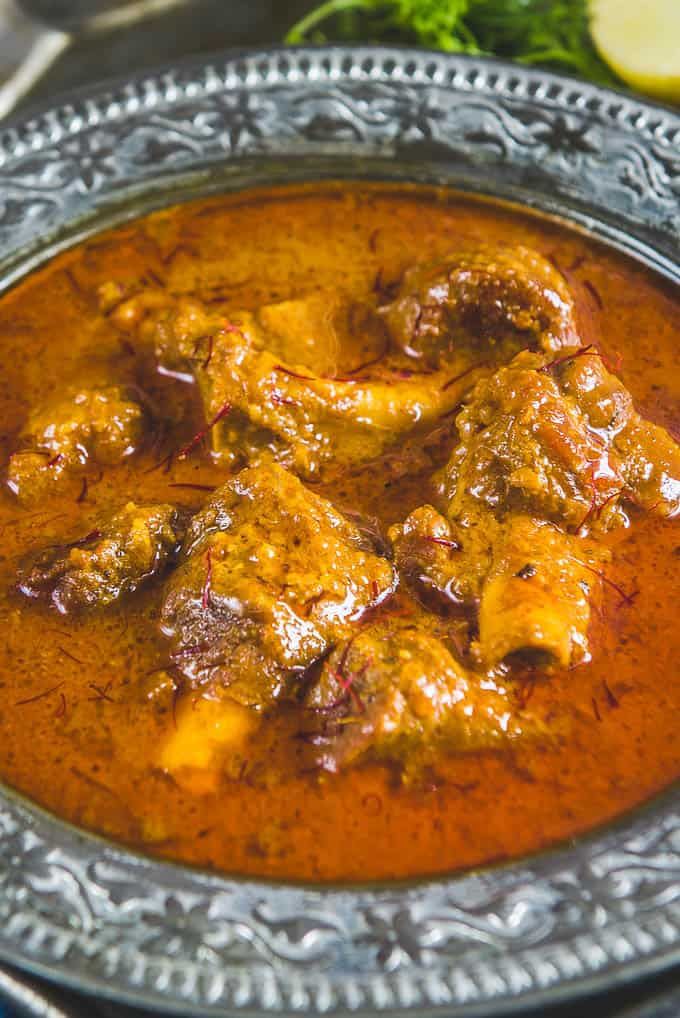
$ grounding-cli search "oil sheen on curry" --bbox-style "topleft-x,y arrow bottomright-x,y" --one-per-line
0,184 -> 678,882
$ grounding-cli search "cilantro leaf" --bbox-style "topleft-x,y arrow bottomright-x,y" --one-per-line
286,0 -> 618,86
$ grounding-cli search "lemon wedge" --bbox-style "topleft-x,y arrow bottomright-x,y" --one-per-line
590,0 -> 680,103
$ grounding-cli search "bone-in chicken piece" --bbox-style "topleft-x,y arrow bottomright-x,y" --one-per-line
382,244 -> 579,363
392,345 -> 680,670
441,349 -> 628,534
18,502 -> 185,613
111,290 -> 485,478
389,503 -> 488,609
304,615 -> 526,771
7,386 -> 146,503
556,351 -> 680,518
476,515 -> 597,669
160,461 -> 397,710
390,507 -> 600,668
442,347 -> 680,530
99,283 -> 374,378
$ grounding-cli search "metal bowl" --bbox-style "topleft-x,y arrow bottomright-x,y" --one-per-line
0,45 -> 679,1018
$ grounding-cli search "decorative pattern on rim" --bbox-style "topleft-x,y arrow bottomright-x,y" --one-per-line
0,46 -> 679,1017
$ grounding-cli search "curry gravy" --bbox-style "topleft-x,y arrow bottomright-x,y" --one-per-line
0,183 -> 678,882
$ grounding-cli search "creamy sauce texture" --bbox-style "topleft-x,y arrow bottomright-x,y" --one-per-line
0,184 -> 678,882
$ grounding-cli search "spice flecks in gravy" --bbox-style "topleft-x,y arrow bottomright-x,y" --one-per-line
0,184 -> 678,882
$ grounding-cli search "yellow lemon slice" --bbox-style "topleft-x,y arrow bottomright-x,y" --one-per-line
590,0 -> 680,103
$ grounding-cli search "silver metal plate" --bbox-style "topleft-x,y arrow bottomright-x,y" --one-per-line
0,45 -> 678,1018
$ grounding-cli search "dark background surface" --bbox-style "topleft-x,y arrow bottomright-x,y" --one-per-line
2,1 -> 680,1015
15,0 -> 310,113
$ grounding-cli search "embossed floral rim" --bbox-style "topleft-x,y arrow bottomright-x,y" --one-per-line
0,45 -> 679,1018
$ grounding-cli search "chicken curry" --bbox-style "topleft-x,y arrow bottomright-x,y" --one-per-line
0,183 -> 678,882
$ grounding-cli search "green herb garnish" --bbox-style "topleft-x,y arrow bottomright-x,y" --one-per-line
286,0 -> 618,86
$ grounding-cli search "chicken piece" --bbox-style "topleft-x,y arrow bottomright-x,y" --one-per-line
382,244 -> 579,363
160,461 -> 397,710
441,349 -> 629,534
100,283 -> 379,377
159,695 -> 258,794
442,348 -> 680,531
475,516 -> 598,669
7,386 -> 146,503
97,281 -> 173,334
389,504 -> 488,609
391,345 -> 678,669
18,502 -> 185,613
122,291 -> 484,478
556,351 -> 680,517
390,508 -> 599,669
304,615 -> 526,771
255,294 -> 385,377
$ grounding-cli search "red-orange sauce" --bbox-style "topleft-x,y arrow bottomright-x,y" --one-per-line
0,183 -> 677,882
